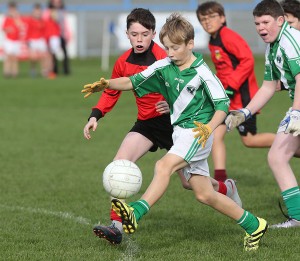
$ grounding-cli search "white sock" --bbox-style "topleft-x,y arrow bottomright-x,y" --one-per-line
225,181 -> 233,197
112,220 -> 123,233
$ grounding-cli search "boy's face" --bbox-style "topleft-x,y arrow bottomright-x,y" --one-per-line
197,12 -> 225,37
162,35 -> 194,67
32,8 -> 42,18
126,22 -> 156,54
285,13 -> 300,30
254,15 -> 285,43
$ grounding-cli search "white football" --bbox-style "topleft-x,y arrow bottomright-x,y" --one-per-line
102,159 -> 142,199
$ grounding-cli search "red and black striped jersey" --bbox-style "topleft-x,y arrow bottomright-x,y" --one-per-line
208,26 -> 259,110
91,41 -> 167,120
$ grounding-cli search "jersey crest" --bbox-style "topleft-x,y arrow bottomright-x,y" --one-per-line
215,50 -> 222,60
186,85 -> 196,95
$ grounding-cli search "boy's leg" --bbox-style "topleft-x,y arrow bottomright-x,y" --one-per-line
239,116 -> 275,148
189,175 -> 267,251
211,124 -> 227,181
112,153 -> 187,233
268,132 -> 300,227
93,199 -> 124,244
93,132 -> 154,243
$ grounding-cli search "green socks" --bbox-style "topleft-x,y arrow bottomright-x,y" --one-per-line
237,211 -> 259,234
282,186 -> 300,221
129,199 -> 150,222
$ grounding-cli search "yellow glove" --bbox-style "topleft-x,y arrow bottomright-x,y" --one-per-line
193,121 -> 212,148
81,77 -> 110,98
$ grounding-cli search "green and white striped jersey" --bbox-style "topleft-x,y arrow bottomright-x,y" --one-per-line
130,52 -> 229,128
264,21 -> 300,101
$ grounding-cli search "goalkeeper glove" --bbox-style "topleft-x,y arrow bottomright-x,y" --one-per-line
225,86 -> 235,99
225,108 -> 252,131
193,121 -> 212,148
81,77 -> 110,98
285,110 -> 300,136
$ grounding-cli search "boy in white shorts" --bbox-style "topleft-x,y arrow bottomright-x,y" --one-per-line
26,3 -> 49,77
82,13 -> 268,251
2,2 -> 24,77
226,0 -> 300,228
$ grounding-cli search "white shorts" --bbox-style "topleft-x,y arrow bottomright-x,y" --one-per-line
28,38 -> 47,52
168,125 -> 214,180
49,36 -> 61,54
3,39 -> 21,55
277,107 -> 292,133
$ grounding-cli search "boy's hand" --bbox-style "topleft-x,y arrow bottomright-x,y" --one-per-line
155,101 -> 170,114
225,108 -> 251,131
81,78 -> 109,98
193,121 -> 212,148
285,110 -> 300,136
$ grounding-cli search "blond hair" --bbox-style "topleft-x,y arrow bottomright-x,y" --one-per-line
159,13 -> 194,45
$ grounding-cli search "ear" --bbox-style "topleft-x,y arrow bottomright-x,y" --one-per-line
277,16 -> 285,27
152,30 -> 156,40
188,39 -> 194,50
220,15 -> 226,25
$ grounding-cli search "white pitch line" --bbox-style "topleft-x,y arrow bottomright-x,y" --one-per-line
0,204 -> 92,225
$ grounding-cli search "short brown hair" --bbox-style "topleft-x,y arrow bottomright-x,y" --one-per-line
253,0 -> 284,19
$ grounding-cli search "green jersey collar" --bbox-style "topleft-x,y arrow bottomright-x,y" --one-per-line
276,21 -> 289,42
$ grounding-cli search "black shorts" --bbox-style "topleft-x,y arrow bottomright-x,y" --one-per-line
221,114 -> 257,136
236,114 -> 257,136
129,114 -> 173,152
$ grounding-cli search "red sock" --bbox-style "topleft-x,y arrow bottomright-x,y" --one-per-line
214,169 -> 227,182
110,208 -> 122,222
218,181 -> 227,195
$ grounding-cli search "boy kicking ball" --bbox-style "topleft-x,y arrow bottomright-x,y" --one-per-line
82,13 -> 267,251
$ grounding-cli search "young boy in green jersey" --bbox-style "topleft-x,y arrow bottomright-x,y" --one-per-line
82,13 -> 267,251
226,0 -> 300,228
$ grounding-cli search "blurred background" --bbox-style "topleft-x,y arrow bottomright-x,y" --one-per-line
0,0 -> 265,71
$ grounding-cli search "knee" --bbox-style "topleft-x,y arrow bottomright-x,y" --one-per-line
242,137 -> 255,148
195,192 -> 215,205
267,149 -> 280,169
182,182 -> 191,190
155,159 -> 171,177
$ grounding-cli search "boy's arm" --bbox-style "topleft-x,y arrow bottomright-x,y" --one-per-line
225,80 -> 277,131
81,77 -> 133,98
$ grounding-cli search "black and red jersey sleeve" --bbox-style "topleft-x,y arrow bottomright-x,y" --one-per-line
90,41 -> 168,121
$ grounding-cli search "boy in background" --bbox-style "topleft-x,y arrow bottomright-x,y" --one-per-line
2,1 -> 25,78
196,1 -> 275,181
25,3 -> 49,77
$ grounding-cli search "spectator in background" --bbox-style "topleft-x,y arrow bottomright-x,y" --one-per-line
2,1 -> 25,78
25,3 -> 49,78
43,0 -> 71,77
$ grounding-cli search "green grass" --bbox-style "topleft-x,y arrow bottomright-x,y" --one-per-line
1,56 -> 300,261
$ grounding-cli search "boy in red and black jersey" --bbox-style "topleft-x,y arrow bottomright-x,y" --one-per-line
196,1 -> 275,181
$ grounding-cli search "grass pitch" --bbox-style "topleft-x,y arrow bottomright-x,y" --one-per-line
1,56 -> 300,260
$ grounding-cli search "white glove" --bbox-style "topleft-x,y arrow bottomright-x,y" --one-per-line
285,110 -> 300,136
225,108 -> 252,131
